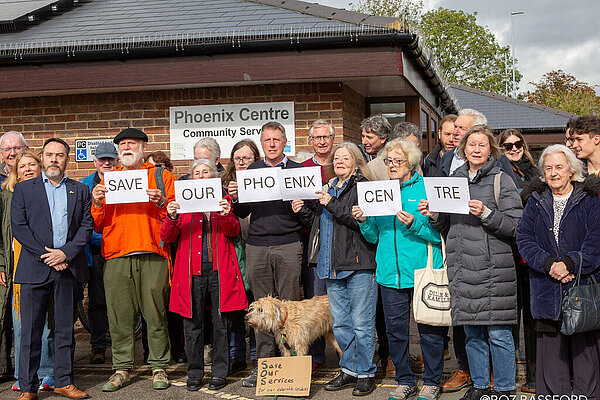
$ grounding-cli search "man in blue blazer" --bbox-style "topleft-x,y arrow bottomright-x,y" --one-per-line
11,138 -> 92,400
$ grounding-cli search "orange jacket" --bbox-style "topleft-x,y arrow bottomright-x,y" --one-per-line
91,162 -> 175,261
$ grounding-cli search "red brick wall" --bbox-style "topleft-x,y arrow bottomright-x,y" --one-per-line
0,82 -> 363,180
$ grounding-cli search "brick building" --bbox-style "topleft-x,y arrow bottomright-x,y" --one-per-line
0,0 -> 456,178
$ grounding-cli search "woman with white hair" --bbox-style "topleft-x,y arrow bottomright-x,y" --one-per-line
517,145 -> 600,399
353,139 -> 446,400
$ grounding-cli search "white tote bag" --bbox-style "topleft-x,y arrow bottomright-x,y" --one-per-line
412,238 -> 452,326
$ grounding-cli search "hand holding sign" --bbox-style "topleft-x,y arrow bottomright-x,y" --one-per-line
316,189 -> 332,206
357,180 -> 402,217
219,198 -> 231,216
396,210 -> 414,227
352,205 -> 366,222
468,200 -> 485,217
291,199 -> 304,213
418,200 -> 437,218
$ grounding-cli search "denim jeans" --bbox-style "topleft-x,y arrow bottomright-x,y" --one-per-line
380,286 -> 447,386
326,270 -> 377,378
12,293 -> 54,380
230,291 -> 256,362
463,325 -> 516,391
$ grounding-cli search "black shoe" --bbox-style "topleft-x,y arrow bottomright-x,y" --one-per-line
324,371 -> 357,391
459,387 -> 491,400
208,377 -> 227,391
242,368 -> 258,388
175,354 -> 188,364
230,359 -> 247,374
352,377 -> 375,396
186,379 -> 202,391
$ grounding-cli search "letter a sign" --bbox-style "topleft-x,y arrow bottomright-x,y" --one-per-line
104,170 -> 149,204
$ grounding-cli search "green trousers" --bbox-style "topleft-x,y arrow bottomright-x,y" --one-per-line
104,253 -> 170,370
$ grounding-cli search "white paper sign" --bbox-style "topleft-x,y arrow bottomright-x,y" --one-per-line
104,170 -> 149,204
423,177 -> 470,214
237,168 -> 282,203
279,166 -> 322,201
174,178 -> 223,213
357,180 -> 402,217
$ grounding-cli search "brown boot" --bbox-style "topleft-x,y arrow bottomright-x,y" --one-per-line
410,354 -> 425,373
53,385 -> 90,399
17,393 -> 38,400
442,369 -> 472,392
385,355 -> 396,378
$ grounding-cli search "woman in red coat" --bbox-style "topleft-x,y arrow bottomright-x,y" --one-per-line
160,158 -> 247,392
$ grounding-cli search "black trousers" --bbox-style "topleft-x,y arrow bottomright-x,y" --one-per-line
88,251 -> 108,350
452,325 -> 469,371
184,264 -> 230,380
537,329 -> 600,400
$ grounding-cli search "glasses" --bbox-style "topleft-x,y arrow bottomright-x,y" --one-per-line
310,135 -> 333,142
0,145 -> 27,153
383,158 -> 407,166
502,140 -> 524,151
233,156 -> 254,164
564,137 -> 575,145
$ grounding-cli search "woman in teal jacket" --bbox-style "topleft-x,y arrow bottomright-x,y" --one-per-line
353,139 -> 446,400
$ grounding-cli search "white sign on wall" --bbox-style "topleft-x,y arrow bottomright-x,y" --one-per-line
357,180 -> 402,217
169,102 -> 295,161
236,168 -> 282,203
423,177 -> 470,214
174,178 -> 223,213
104,170 -> 149,204
75,139 -> 114,162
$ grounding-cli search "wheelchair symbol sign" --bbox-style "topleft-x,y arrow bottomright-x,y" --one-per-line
76,148 -> 88,161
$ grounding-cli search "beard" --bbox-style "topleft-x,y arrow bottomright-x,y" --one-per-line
43,163 -> 65,180
120,147 -> 144,167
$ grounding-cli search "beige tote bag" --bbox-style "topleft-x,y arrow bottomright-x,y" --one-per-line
412,238 -> 452,326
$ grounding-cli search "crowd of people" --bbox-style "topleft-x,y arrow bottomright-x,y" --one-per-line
0,110 -> 598,400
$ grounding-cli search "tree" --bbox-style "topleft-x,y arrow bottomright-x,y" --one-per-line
350,2 -> 521,94
524,70 -> 600,116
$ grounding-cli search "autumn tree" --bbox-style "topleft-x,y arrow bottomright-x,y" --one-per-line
524,70 -> 600,116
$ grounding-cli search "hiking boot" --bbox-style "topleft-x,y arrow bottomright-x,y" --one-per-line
459,387 -> 491,400
242,368 -> 257,388
389,384 -> 418,400
90,348 -> 106,364
417,385 -> 440,400
442,369 -> 472,392
152,369 -> 170,390
324,371 -> 357,391
102,370 -> 130,392
353,377 -> 375,396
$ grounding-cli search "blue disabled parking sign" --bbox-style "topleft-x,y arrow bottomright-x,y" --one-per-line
76,148 -> 88,161
75,139 -> 113,162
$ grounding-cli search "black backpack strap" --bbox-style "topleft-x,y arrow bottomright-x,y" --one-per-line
154,166 -> 166,197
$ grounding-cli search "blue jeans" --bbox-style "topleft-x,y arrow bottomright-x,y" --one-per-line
326,270 -> 377,378
380,286 -> 447,386
463,325 -> 516,391
12,293 -> 54,380
230,291 -> 256,362
303,266 -> 327,364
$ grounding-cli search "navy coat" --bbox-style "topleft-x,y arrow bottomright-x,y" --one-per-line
516,176 -> 600,321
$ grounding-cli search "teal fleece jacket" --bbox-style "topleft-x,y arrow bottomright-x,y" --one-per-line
359,173 -> 444,289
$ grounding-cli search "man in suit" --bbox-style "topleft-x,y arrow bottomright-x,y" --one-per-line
11,138 -> 92,400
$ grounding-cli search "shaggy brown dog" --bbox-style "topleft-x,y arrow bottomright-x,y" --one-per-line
246,295 -> 341,358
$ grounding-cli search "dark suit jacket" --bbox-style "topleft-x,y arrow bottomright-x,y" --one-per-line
11,175 -> 92,285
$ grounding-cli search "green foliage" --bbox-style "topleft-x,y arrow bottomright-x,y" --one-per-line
350,0 -> 423,25
524,70 -> 600,116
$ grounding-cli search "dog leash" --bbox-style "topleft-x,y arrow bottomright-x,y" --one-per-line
278,309 -> 296,356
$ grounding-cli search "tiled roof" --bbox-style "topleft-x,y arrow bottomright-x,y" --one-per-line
451,83 -> 574,131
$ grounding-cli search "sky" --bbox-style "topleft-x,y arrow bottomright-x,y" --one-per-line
315,0 -> 600,95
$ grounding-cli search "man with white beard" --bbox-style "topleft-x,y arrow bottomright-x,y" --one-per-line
91,128 -> 175,392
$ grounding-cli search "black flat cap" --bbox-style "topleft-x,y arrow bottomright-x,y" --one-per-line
114,128 -> 148,144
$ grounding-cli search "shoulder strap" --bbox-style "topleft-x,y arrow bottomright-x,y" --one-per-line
154,167 -> 166,197
494,171 -> 502,206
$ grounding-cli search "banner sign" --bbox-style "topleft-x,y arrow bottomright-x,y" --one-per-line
174,178 -> 223,213
236,168 -> 282,203
357,180 -> 402,216
256,356 -> 311,397
423,177 -> 470,214
104,170 -> 149,204
170,102 -> 295,160
279,166 -> 322,201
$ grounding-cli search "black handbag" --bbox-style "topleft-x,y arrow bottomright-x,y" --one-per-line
560,253 -> 600,335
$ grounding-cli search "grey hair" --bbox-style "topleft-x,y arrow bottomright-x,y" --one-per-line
0,131 -> 27,148
193,137 -> 221,160
189,158 -> 219,178
391,122 -> 421,142
458,108 -> 487,126
539,144 -> 585,183
309,119 -> 335,138
360,115 -> 392,140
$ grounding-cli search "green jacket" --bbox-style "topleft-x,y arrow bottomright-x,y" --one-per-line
359,173 -> 443,289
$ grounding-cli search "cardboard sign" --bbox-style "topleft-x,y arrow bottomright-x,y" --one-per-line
236,168 -> 282,203
256,356 -> 311,397
423,177 -> 470,214
104,170 -> 149,204
174,178 -> 223,213
357,180 -> 402,216
279,166 -> 322,201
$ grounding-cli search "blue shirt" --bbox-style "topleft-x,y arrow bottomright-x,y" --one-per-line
316,177 -> 354,280
42,172 -> 68,248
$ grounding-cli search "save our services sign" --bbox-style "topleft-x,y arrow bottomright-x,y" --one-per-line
169,102 -> 295,161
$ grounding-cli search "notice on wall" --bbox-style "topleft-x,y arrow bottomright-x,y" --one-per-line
236,168 -> 282,203
423,177 -> 470,214
104,170 -> 149,204
169,102 -> 295,160
174,178 -> 223,213
357,180 -> 402,217
279,166 -> 322,201
75,139 -> 114,162
255,356 -> 311,397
